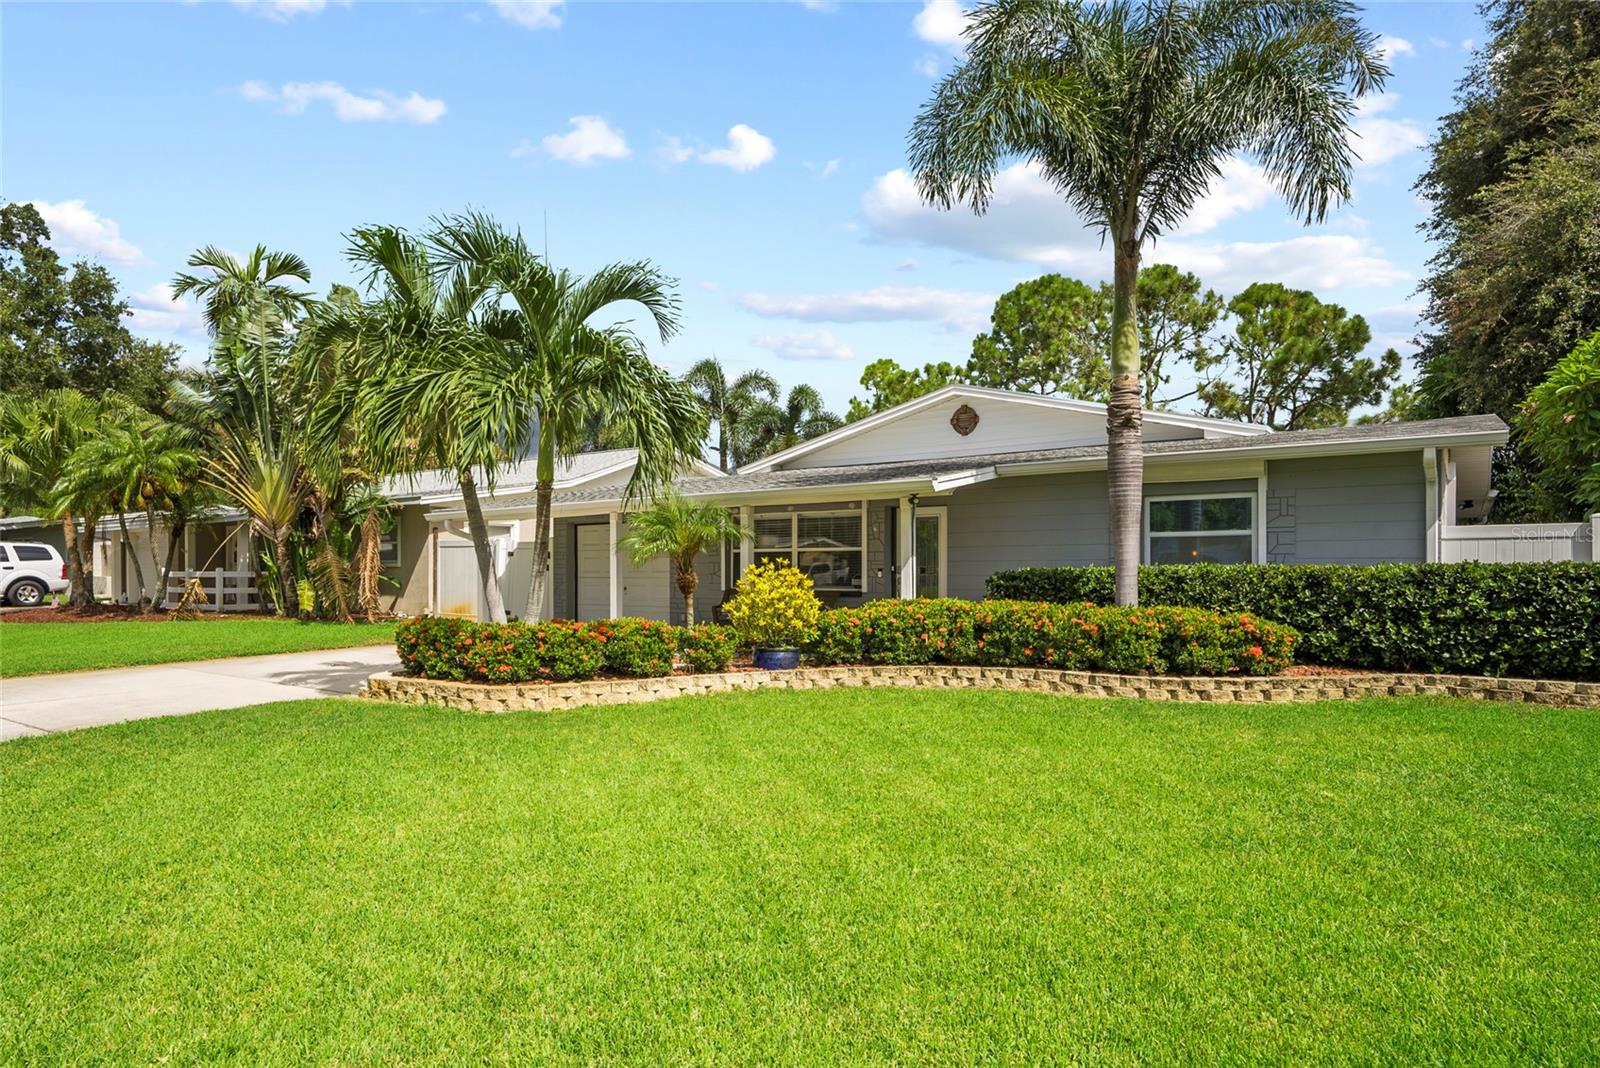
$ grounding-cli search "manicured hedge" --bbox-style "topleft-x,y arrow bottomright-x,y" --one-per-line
805,598 -> 1296,676
396,617 -> 738,683
986,563 -> 1600,680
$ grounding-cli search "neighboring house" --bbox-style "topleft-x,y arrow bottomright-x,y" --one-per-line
96,448 -> 723,615
0,516 -> 66,555
95,386 -> 1594,619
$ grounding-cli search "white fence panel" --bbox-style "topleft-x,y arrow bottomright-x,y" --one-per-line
163,568 -> 262,612
1440,516 -> 1596,563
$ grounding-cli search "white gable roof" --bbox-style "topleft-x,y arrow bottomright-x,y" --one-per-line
740,385 -> 1269,473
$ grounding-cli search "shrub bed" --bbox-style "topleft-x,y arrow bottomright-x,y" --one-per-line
805,599 -> 1296,676
986,562 -> 1600,680
396,617 -> 738,683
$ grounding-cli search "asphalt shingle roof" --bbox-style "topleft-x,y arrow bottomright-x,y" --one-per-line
473,414 -> 1505,512
382,448 -> 638,500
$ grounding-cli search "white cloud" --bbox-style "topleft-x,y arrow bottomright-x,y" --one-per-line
896,258 -> 919,272
1156,235 -> 1410,291
127,283 -> 207,337
791,0 -> 837,10
537,115 -> 629,163
913,52 -> 943,78
753,331 -> 855,361
1349,95 -> 1428,167
488,0 -> 562,30
26,199 -> 145,265
1375,35 -> 1415,61
914,0 -> 969,50
696,280 -> 721,291
699,124 -> 776,172
240,81 -> 446,124
805,158 -> 841,178
228,0 -> 339,20
655,135 -> 695,165
740,285 -> 995,332
860,161 -> 1407,292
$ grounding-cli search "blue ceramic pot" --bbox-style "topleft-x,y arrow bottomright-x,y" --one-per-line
753,648 -> 801,671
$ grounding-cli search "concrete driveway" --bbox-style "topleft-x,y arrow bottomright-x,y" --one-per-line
0,645 -> 399,741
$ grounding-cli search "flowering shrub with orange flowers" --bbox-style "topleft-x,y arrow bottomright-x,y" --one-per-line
805,599 -> 1296,676
396,616 -> 738,683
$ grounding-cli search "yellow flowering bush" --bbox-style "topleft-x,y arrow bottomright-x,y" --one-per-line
724,560 -> 821,650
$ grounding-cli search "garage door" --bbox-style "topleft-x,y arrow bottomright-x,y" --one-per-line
575,523 -> 610,621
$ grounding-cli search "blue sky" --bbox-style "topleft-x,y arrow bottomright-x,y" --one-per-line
5,0 -> 1490,416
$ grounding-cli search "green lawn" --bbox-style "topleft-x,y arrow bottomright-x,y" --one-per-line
0,617 -> 397,676
3,690 -> 1596,1064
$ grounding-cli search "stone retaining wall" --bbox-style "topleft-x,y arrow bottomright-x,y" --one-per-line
363,665 -> 1600,713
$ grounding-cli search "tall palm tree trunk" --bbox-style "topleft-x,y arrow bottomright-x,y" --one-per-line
675,557 -> 698,626
1107,232 -> 1144,608
116,510 -> 149,609
75,516 -> 97,607
60,513 -> 84,606
524,479 -> 554,623
159,516 -> 187,611
144,502 -> 163,608
459,471 -> 507,624
272,529 -> 296,617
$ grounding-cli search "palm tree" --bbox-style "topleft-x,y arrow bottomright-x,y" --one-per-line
747,384 -> 843,458
205,433 -> 303,615
62,413 -> 200,607
342,222 -> 516,623
620,493 -> 742,625
0,389 -> 107,606
682,358 -> 779,471
421,212 -> 708,623
172,245 -> 314,336
908,0 -> 1385,605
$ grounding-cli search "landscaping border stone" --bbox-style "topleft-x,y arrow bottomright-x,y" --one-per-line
363,665 -> 1600,712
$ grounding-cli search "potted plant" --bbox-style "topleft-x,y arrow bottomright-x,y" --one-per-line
724,559 -> 821,669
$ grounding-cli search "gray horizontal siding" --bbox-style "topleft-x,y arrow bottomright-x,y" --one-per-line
944,473 -> 1111,600
1265,451 -> 1424,564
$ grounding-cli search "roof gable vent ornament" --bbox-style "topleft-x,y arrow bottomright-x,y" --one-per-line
949,404 -> 979,436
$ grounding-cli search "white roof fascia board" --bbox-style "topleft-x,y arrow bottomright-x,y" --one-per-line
739,385 -> 1268,474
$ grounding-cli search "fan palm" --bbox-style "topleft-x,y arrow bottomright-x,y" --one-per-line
747,384 -> 843,458
908,0 -> 1385,604
682,358 -> 780,471
620,493 -> 743,625
204,432 -> 303,615
419,212 -> 708,623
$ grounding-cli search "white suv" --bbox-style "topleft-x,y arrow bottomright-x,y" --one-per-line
0,541 -> 70,607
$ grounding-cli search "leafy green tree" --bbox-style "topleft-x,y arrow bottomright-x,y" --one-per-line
1355,382 -> 1421,425
682,358 -> 779,471
1125,264 -> 1224,408
0,388 -> 114,605
1415,2 -> 1600,424
0,203 -> 177,409
1520,329 -> 1600,518
968,274 -> 1110,399
746,384 -> 842,459
908,0 -> 1384,605
845,358 -> 966,422
1197,283 -> 1399,430
620,492 -> 743,625
375,212 -> 706,624
64,413 -> 200,606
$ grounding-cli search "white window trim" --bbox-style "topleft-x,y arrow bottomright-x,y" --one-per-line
730,506 -> 868,593
915,505 -> 949,598
1143,493 -> 1256,565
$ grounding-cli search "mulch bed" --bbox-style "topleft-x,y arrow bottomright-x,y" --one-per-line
0,605 -> 270,624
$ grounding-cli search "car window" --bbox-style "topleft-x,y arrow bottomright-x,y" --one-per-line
0,546 -> 9,562
11,545 -> 55,561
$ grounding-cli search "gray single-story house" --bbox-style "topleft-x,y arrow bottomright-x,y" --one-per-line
99,385 -> 1597,619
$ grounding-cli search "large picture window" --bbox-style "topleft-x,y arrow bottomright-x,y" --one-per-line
1145,494 -> 1254,564
730,508 -> 865,592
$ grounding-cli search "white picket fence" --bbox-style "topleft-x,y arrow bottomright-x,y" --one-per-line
1440,515 -> 1597,563
163,568 -> 263,612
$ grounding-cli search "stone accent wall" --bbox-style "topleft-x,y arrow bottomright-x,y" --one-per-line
364,665 -> 1600,714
